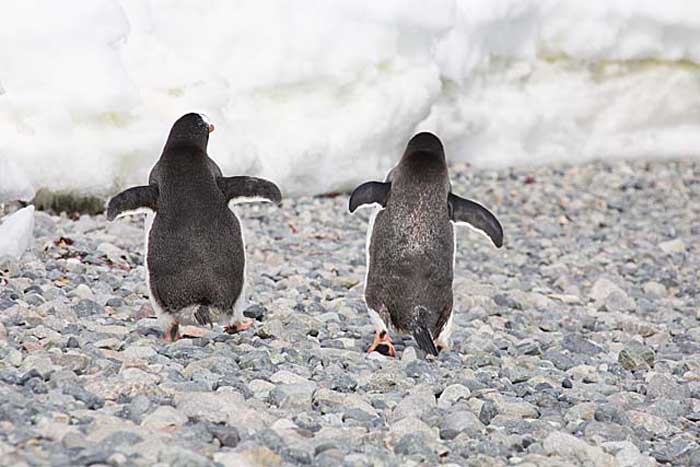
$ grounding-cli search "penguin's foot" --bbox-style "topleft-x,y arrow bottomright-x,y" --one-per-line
180,325 -> 209,338
367,330 -> 396,357
223,319 -> 254,334
165,321 -> 181,342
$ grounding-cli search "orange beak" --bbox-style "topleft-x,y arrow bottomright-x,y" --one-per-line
208,123 -> 215,133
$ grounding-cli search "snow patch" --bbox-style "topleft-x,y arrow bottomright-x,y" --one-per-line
0,206 -> 35,259
0,159 -> 35,203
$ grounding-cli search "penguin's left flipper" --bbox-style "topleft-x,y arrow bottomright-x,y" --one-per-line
448,193 -> 504,248
349,181 -> 391,213
217,176 -> 282,205
106,185 -> 159,221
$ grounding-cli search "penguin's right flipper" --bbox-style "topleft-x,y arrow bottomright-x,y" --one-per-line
106,185 -> 159,221
217,176 -> 282,205
433,304 -> 452,344
349,181 -> 391,213
448,193 -> 504,248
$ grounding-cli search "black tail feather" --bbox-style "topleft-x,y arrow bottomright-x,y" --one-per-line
194,305 -> 213,327
413,325 -> 439,356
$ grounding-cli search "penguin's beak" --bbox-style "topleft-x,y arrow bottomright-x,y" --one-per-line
208,123 -> 215,133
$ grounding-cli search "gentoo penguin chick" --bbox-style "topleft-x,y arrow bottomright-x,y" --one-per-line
106,113 -> 282,341
349,132 -> 503,357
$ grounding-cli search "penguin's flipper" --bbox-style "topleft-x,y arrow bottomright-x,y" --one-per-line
217,176 -> 282,206
433,303 -> 453,352
106,185 -> 159,221
448,193 -> 503,248
349,181 -> 391,213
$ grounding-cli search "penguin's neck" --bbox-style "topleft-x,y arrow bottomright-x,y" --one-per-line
164,139 -> 208,154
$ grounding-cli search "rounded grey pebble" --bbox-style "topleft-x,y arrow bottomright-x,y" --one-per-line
479,400 -> 497,425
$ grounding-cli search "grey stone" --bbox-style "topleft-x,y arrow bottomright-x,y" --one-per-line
393,432 -> 434,457
441,410 -> 484,436
437,384 -> 471,410
619,345 -> 655,371
543,431 -> 617,466
72,299 -> 103,317
603,441 -> 655,467
207,423 -> 240,448
479,400 -> 497,425
62,384 -> 104,409
239,350 -> 274,372
141,406 -> 187,430
543,350 -> 576,370
270,382 -> 316,410
658,239 -> 686,254
647,373 -> 690,400
158,446 -> 212,467
391,385 -> 436,421
562,333 -> 603,355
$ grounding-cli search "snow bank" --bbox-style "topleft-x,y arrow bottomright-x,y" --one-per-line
0,159 -> 34,203
1,0 -> 699,198
0,206 -> 35,259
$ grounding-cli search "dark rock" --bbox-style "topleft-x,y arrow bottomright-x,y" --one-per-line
20,369 -> 45,385
0,370 -> 21,385
207,424 -> 240,448
493,294 -> 522,310
25,377 -> 48,394
561,334 -> 603,355
243,304 -> 267,321
594,404 -> 628,424
250,428 -> 286,453
105,297 -> 125,308
72,299 -> 103,318
101,431 -> 143,450
65,336 -> 80,349
283,447 -> 312,465
62,384 -> 104,409
393,432 -> 434,458
479,400 -> 497,425
543,351 -> 576,370
331,374 -> 358,393
238,351 -> 273,373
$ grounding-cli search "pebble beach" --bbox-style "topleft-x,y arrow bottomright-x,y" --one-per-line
1,159 -> 699,466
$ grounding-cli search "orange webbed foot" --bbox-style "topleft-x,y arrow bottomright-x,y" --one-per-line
224,319 -> 254,334
367,330 -> 396,358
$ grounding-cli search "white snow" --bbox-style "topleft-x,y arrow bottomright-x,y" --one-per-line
0,159 -> 34,203
1,0 -> 699,198
0,206 -> 35,259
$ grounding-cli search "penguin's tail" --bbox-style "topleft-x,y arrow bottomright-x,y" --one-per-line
194,305 -> 213,327
413,306 -> 439,356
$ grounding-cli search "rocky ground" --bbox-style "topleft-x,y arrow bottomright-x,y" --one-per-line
0,159 -> 699,467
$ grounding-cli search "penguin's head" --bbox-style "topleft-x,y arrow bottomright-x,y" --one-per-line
395,132 -> 448,184
164,113 -> 215,151
405,132 -> 444,156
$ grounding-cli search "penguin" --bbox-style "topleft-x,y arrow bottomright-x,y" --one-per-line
106,113 -> 282,341
349,132 -> 503,357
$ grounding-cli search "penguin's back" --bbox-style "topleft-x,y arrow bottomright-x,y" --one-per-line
365,192 -> 454,332
147,151 -> 245,313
